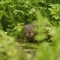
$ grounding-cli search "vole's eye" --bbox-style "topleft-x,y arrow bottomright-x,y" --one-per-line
29,32 -> 31,34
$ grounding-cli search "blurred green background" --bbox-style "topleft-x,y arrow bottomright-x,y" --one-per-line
0,0 -> 60,60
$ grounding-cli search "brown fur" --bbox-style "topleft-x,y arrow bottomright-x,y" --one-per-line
23,24 -> 37,42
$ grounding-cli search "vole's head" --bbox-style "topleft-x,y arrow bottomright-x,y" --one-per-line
23,24 -> 36,37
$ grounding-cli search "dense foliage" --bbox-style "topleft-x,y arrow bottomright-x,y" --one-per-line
0,0 -> 60,60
